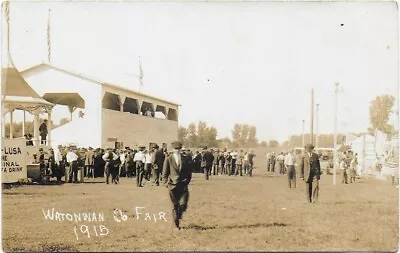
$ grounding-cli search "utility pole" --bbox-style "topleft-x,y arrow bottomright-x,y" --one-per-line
316,103 -> 319,149
302,120 -> 305,149
333,82 -> 339,185
310,88 -> 314,145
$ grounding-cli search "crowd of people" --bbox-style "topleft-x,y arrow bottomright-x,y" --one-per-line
35,144 -> 256,185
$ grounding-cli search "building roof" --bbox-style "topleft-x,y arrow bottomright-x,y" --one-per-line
21,63 -> 181,107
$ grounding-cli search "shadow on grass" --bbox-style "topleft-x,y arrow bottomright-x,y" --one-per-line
8,243 -> 78,252
184,222 -> 288,231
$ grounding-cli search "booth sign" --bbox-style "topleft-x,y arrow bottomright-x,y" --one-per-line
2,138 -> 27,183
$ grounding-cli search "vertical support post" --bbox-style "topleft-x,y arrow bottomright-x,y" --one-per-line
119,95 -> 126,112
33,113 -> 39,146
22,110 -> 26,136
1,111 -> 5,138
68,105 -> 75,121
137,99 -> 143,115
9,110 -> 14,139
47,110 -> 52,146
363,134 -> 366,176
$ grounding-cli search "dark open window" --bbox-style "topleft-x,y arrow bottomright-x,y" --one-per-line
167,108 -> 178,121
123,97 -> 139,114
102,92 -> 120,111
141,101 -> 155,117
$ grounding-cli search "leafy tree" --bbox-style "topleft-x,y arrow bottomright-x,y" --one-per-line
369,94 -> 395,137
231,124 -> 242,147
248,126 -> 258,147
178,126 -> 188,144
207,126 -> 218,148
240,124 -> 249,147
187,123 -> 197,148
197,121 -> 208,147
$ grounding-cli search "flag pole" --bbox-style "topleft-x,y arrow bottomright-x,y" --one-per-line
138,56 -> 143,93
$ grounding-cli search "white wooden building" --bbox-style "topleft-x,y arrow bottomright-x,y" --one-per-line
21,63 -> 179,150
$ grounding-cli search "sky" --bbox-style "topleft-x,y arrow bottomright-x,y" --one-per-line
2,1 -> 399,142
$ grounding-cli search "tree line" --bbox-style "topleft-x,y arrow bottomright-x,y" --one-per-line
178,122 -> 260,149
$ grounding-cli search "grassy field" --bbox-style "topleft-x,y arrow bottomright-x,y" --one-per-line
2,150 -> 399,252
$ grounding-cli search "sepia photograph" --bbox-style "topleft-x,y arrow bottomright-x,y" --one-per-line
1,1 -> 399,252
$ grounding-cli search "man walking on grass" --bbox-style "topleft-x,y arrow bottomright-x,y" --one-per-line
162,141 -> 192,230
300,144 -> 321,203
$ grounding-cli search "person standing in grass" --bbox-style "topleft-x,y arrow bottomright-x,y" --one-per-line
243,152 -> 249,176
134,146 -> 146,187
350,153 -> 358,183
162,141 -> 192,230
235,150 -> 244,176
285,150 -> 296,189
300,144 -> 321,203
219,151 -> 226,175
247,150 -> 255,177
225,151 -> 232,176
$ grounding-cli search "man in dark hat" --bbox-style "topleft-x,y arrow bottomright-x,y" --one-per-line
152,144 -> 165,186
162,141 -> 193,230
201,146 -> 214,180
300,144 -> 321,203
39,119 -> 48,145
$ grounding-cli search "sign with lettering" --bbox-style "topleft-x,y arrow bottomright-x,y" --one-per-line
1,138 -> 27,183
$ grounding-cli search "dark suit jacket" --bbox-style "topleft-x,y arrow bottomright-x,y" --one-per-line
162,152 -> 192,189
153,149 -> 165,168
39,123 -> 48,135
201,151 -> 214,167
300,152 -> 321,181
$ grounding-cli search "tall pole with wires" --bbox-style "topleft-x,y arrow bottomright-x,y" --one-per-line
47,9 -> 51,63
333,82 -> 339,185
302,120 -> 305,149
316,103 -> 319,149
310,88 -> 314,145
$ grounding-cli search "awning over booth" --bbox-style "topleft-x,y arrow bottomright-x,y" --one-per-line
42,93 -> 85,109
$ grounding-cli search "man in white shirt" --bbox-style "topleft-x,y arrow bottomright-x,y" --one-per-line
134,146 -> 146,187
102,149 -> 119,184
277,152 -> 285,175
66,147 -> 79,183
144,150 -> 153,181
285,150 -> 296,189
